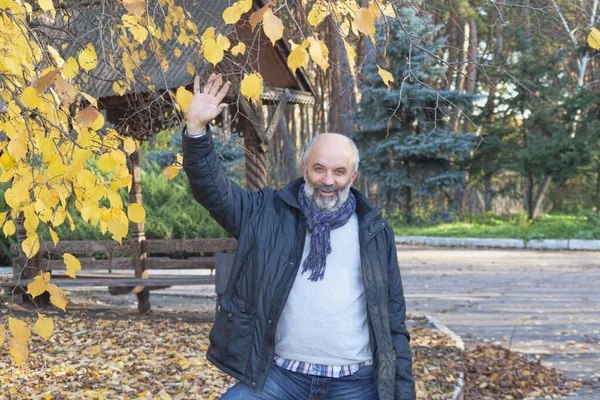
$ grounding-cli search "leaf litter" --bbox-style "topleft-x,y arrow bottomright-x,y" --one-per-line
0,301 -> 581,399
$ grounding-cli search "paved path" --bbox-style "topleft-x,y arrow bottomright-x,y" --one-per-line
399,246 -> 600,398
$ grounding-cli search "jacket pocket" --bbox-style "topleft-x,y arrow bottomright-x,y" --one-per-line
209,295 -> 256,375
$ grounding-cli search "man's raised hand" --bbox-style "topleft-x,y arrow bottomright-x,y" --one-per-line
186,73 -> 230,136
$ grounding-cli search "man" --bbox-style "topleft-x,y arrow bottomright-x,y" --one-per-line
182,73 -> 415,400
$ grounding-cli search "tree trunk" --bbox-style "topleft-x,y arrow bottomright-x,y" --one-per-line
404,163 -> 413,223
532,176 -> 552,220
463,18 -> 478,134
451,20 -> 469,131
327,18 -> 355,137
445,0 -> 459,90
484,167 -> 494,212
596,162 -> 600,215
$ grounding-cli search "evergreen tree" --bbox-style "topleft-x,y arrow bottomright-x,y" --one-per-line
354,7 -> 476,223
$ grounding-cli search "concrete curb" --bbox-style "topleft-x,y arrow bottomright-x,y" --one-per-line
413,313 -> 465,400
395,236 -> 600,251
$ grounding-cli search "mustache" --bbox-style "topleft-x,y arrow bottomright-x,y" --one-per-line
313,184 -> 337,193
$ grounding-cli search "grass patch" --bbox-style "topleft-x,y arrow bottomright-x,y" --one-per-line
392,213 -> 600,240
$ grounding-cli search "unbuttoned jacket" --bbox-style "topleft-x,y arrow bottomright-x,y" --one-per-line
182,131 -> 416,400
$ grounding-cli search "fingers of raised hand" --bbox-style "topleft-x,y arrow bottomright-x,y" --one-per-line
216,81 -> 230,104
194,76 -> 200,94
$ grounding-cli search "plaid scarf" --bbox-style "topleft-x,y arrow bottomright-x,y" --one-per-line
297,184 -> 356,281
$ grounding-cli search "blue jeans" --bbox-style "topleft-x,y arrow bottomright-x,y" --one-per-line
221,363 -> 378,400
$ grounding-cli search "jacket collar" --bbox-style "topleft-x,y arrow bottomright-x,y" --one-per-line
277,177 -> 382,225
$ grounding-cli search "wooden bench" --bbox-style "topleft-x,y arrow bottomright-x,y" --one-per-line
1,238 -> 237,313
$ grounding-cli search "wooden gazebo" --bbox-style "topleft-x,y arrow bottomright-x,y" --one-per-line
6,0 -> 314,313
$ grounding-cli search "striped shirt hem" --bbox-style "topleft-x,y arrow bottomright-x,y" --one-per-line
273,355 -> 372,378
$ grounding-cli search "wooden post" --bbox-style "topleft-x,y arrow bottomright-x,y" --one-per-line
128,150 -> 150,313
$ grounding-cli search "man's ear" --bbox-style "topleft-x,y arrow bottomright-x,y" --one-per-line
351,170 -> 359,185
301,163 -> 307,179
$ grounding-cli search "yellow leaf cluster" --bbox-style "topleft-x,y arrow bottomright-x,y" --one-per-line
223,0 -> 252,25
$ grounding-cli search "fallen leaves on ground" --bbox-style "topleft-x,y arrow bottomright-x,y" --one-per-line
464,344 -> 582,399
410,318 -> 464,399
0,304 -> 582,400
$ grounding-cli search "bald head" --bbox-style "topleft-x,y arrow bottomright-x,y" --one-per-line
301,133 -> 360,173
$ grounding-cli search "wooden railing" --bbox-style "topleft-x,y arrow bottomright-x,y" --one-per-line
2,238 -> 237,313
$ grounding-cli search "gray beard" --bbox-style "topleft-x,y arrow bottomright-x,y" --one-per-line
303,179 -> 352,212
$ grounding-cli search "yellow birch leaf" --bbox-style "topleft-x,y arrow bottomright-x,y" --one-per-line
354,8 -> 375,42
186,63 -> 195,76
308,2 -> 329,27
75,106 -> 101,129
128,203 -> 145,223
112,80 -> 127,96
49,227 -> 59,245
237,0 -> 252,12
0,212 -> 6,226
174,47 -> 181,58
343,38 -> 356,70
64,253 -> 81,279
223,4 -> 243,24
231,42 -> 246,57
122,15 -> 148,44
176,153 -> 183,164
106,190 -> 123,209
22,233 -> 40,258
263,8 -> 284,45
81,92 -> 98,108
33,69 -> 60,93
240,72 -> 264,103
38,0 -> 56,18
34,314 -> 54,341
107,219 -> 128,243
382,3 -> 396,18
66,210 -> 75,231
0,326 -> 4,346
97,153 -> 117,173
23,206 -> 39,234
250,3 -> 271,31
9,317 -> 31,341
201,27 -> 215,42
308,36 -> 329,70
162,165 -> 180,181
288,42 -> 309,74
78,43 -> 98,73
21,86 -> 41,109
54,76 -> 77,104
9,337 -> 28,365
123,0 -> 145,16
588,27 -> 600,50
63,57 -> 79,81
123,137 -> 136,154
176,86 -> 193,113
46,283 -> 68,311
369,1 -> 382,20
216,34 -> 231,51
7,134 -> 27,162
3,220 -> 16,237
27,274 -> 48,299
204,39 -> 225,66
378,65 -> 394,88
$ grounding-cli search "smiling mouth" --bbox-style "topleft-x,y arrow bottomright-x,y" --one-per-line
319,190 -> 336,197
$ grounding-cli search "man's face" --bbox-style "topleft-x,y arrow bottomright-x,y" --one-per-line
302,135 -> 358,211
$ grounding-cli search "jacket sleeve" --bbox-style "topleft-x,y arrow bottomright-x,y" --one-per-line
387,227 -> 416,400
181,128 -> 264,239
